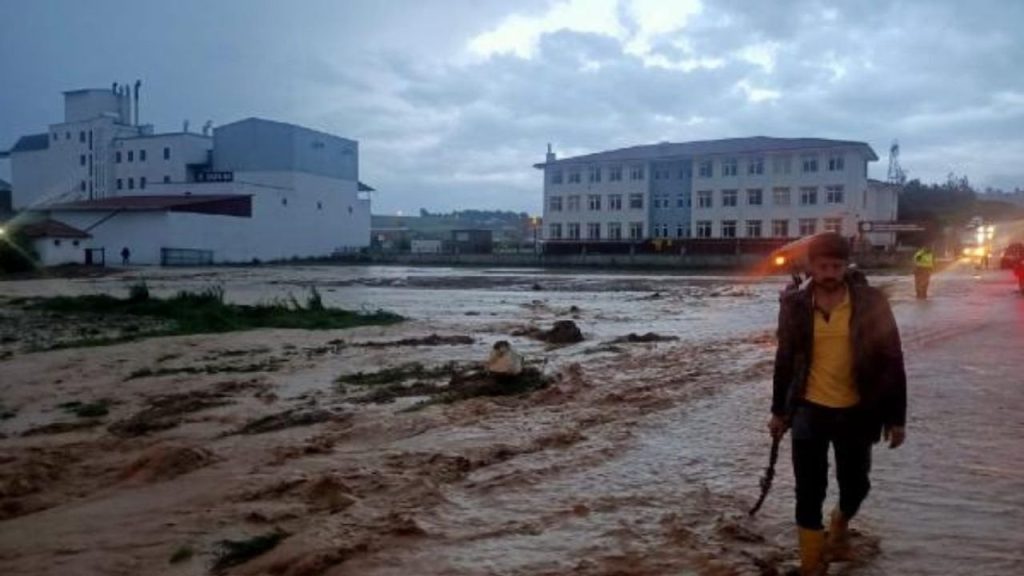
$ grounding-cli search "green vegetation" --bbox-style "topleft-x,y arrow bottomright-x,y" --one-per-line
58,399 -> 111,418
22,284 -> 402,347
212,530 -> 288,573
168,545 -> 194,564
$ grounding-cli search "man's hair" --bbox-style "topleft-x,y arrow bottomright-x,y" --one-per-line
808,232 -> 850,261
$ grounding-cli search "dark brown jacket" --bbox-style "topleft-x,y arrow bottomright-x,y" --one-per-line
772,283 -> 907,441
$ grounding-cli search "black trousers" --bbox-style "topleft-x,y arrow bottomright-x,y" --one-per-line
914,268 -> 931,299
791,402 -> 873,530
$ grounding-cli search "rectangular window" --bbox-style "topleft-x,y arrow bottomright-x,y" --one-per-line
773,155 -> 791,174
117,178 -> 123,190
747,188 -> 763,206
800,187 -> 818,205
550,169 -> 563,184
609,194 -> 622,211
88,130 -> 92,151
721,220 -> 737,238
748,157 -> 765,175
127,150 -> 134,162
676,223 -> 687,238
589,167 -> 601,183
140,149 -> 147,162
799,218 -> 817,236
116,151 -> 122,163
79,180 -> 86,192
746,220 -> 762,238
772,219 -> 790,238
588,194 -> 601,211
567,195 -> 580,211
549,196 -> 563,212
163,175 -> 170,183
630,165 -> 645,181
163,147 -> 170,160
79,131 -> 85,143
629,193 -> 644,209
629,222 -> 643,240
654,224 -> 669,237
723,158 -> 738,177
697,190 -> 713,208
608,222 -> 622,240
698,160 -> 713,178
828,154 -> 844,172
676,194 -> 686,208
826,185 -> 845,204
568,222 -> 581,240
140,177 -> 146,190
697,220 -> 712,238
128,177 -> 135,190
549,223 -> 563,240
568,169 -> 581,184
802,154 -> 818,173
722,189 -> 738,207
587,222 -> 601,240
609,166 -> 623,182
79,154 -> 86,166
773,187 -> 791,206
824,218 -> 843,234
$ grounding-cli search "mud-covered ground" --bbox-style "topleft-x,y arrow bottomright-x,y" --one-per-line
0,264 -> 1021,575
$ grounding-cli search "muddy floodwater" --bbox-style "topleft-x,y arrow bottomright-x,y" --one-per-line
1,264 -> 1022,575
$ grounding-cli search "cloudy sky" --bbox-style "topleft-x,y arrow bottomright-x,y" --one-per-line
2,0 -> 1023,214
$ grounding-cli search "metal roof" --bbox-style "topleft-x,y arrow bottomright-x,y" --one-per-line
358,181 -> 375,192
20,219 -> 92,239
535,136 -> 879,168
9,133 -> 50,154
42,194 -> 250,212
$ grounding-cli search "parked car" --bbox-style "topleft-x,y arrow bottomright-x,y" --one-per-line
999,242 -> 1024,269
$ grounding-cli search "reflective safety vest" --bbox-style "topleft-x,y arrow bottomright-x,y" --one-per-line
914,249 -> 934,269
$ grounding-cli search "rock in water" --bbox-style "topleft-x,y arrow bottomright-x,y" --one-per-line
546,320 -> 583,344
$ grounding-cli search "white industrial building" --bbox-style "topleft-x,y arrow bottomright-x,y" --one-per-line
535,137 -> 898,248
0,83 -> 371,266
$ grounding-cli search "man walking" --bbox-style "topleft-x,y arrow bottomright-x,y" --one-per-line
913,245 -> 934,299
769,233 -> 907,575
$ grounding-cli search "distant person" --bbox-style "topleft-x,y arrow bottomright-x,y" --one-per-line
120,246 -> 131,266
913,245 -> 934,299
769,232 -> 907,575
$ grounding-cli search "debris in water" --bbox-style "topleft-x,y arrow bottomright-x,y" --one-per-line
610,332 -> 679,344
486,340 -> 523,376
211,530 -> 288,573
232,408 -> 341,435
513,320 -> 584,344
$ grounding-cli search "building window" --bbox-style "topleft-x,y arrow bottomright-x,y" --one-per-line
629,222 -> 643,240
128,178 -> 135,190
127,150 -> 134,162
117,178 -> 123,190
608,222 -> 622,240
163,175 -> 170,183
628,193 -> 643,209
722,189 -> 738,207
630,165 -> 645,181
722,158 -> 738,177
80,180 -> 86,192
163,147 -> 170,160
589,167 -> 601,183
116,151 -> 122,163
282,198 -> 288,206
567,195 -> 581,211
140,177 -> 146,190
746,220 -> 763,238
609,166 -> 623,182
549,196 -> 563,212
721,220 -> 737,238
73,240 -> 80,247
550,169 -> 563,185
748,157 -> 765,175
697,190 -> 713,208
140,149 -> 147,162
568,169 -> 581,184
773,155 -> 791,174
678,168 -> 690,180
588,194 -> 601,211
79,131 -> 85,143
317,201 -> 323,210
799,187 -> 818,205
802,154 -> 818,173
828,154 -> 845,172
54,239 -> 62,247
609,194 -> 622,211
747,189 -> 763,206
587,222 -> 601,240
65,131 -> 70,140
772,219 -> 790,238
773,187 -> 791,206
824,218 -> 843,234
698,160 -> 713,178
799,218 -> 817,236
652,224 -> 668,238
696,220 -> 712,238
549,223 -> 563,239
80,154 -> 86,166
88,131 -> 92,150
826,185 -> 845,204
676,223 -> 687,238
568,222 -> 581,240
674,194 -> 684,208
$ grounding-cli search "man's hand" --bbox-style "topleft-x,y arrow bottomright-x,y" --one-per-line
883,425 -> 906,449
768,415 -> 789,440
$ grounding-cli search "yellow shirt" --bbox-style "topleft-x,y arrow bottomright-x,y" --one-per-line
804,291 -> 860,408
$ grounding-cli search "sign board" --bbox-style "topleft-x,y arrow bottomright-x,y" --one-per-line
195,171 -> 234,183
859,221 -> 926,233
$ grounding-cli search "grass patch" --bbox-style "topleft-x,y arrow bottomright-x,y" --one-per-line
58,399 -> 111,418
168,545 -> 194,564
23,285 -> 402,348
212,530 -> 288,573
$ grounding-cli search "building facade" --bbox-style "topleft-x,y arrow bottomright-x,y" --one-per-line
536,137 -> 896,248
2,85 -> 371,265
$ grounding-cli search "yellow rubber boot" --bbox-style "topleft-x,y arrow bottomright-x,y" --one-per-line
798,528 -> 827,576
826,509 -> 851,561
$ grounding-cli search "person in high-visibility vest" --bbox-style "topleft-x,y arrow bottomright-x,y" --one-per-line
913,245 -> 935,299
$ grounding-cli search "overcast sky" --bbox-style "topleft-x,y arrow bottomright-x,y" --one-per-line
2,0 -> 1023,214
